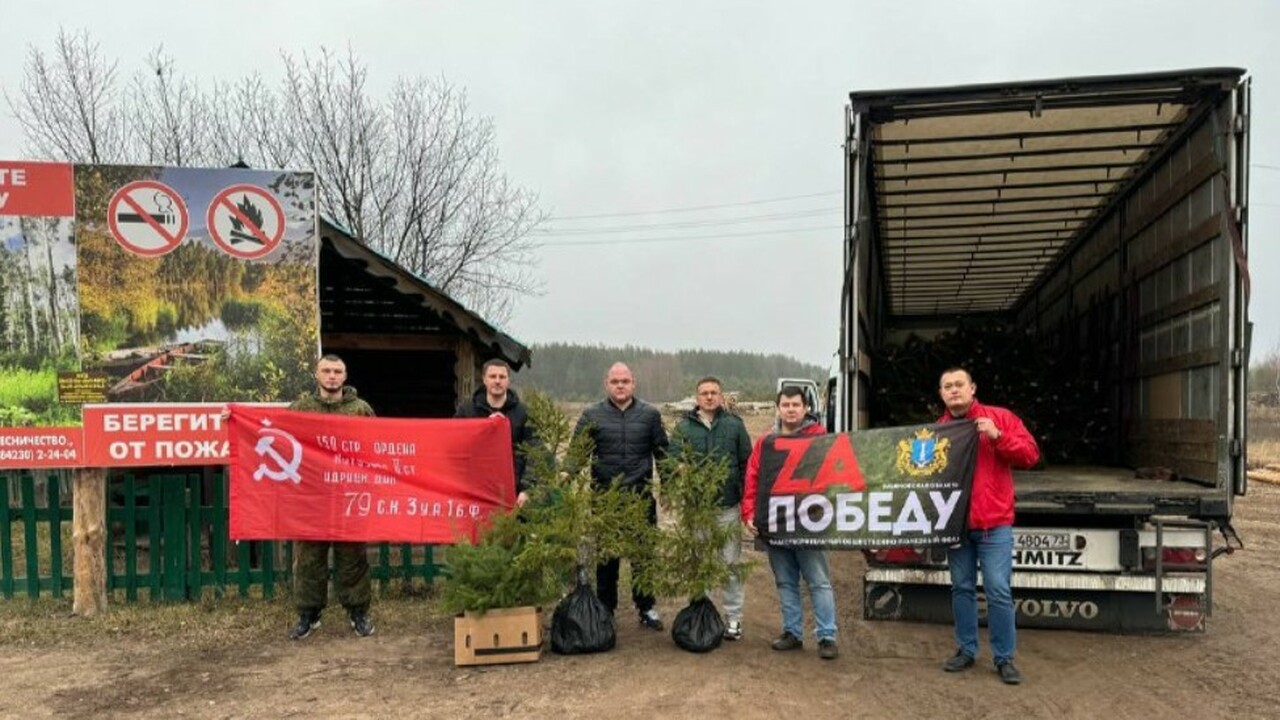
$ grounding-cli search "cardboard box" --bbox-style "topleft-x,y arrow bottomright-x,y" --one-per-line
454,606 -> 543,666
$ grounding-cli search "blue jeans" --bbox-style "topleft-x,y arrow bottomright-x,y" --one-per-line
947,525 -> 1015,665
767,546 -> 836,641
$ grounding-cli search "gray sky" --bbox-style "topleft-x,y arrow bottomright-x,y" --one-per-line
2,0 -> 1277,369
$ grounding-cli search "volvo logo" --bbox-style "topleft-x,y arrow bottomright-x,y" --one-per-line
1014,598 -> 1099,620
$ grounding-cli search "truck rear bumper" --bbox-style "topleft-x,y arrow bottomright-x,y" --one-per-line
864,569 -> 1207,633
865,567 -> 1205,594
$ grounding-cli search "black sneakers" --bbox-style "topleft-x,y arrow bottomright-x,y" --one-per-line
639,609 -> 664,631
350,611 -> 376,637
771,632 -> 803,651
289,612 -> 320,640
997,661 -> 1023,685
943,649 -> 976,672
942,648 -> 1021,684
289,610 -> 374,638
818,638 -> 839,660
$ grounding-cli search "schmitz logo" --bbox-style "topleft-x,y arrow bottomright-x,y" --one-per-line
253,418 -> 302,483
1013,549 -> 1084,567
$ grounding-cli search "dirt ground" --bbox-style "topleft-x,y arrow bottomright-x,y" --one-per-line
5,407 -> 1279,720
0,479 -> 1276,719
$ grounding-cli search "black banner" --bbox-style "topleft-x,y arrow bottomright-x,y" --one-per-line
754,422 -> 978,549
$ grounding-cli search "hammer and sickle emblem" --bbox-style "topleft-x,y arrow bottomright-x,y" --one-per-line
254,421 -> 303,484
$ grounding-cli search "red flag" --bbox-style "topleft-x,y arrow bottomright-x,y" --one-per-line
228,405 -> 515,543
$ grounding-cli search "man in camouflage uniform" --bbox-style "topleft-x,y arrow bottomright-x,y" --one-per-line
288,354 -> 377,640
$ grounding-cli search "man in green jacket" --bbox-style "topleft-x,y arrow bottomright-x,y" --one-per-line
670,376 -> 754,640
288,354 -> 377,640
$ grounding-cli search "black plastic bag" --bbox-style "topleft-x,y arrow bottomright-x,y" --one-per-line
551,583 -> 616,654
672,597 -> 724,653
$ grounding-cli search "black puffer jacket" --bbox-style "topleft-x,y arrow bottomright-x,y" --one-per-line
573,398 -> 669,491
456,388 -> 538,493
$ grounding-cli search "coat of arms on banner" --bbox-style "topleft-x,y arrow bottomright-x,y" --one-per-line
896,427 -> 950,477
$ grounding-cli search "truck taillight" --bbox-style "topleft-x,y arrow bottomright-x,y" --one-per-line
1169,547 -> 1207,564
1143,547 -> 1207,570
871,547 -> 926,564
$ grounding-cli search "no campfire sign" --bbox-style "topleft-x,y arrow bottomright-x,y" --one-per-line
207,184 -> 285,260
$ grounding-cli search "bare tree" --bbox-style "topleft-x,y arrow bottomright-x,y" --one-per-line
8,33 -> 543,323
207,74 -> 298,170
129,49 -> 214,167
280,51 -> 541,320
280,50 -> 387,245
6,29 -> 125,164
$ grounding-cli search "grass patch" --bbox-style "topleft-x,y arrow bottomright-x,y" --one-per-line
0,364 -> 81,425
1250,439 -> 1280,469
0,586 -> 451,650
0,595 -> 290,649
1250,406 -> 1280,439
1249,407 -> 1280,468
0,366 -> 57,408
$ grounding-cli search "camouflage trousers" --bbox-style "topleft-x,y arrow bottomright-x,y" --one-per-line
293,540 -> 371,615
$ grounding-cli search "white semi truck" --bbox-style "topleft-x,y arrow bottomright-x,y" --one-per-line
831,68 -> 1251,632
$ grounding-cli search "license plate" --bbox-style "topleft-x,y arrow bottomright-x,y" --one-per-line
1014,532 -> 1071,551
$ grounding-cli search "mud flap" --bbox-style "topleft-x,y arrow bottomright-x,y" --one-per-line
864,581 -> 1205,633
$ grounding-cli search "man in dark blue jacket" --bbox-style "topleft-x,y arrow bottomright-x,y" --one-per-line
573,362 -> 669,630
455,358 -> 538,507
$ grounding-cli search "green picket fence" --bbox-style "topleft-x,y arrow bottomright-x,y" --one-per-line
2,469 -> 447,602
104,471 -> 293,602
0,473 -> 73,599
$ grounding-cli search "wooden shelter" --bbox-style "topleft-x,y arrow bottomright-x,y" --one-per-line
318,218 -> 531,417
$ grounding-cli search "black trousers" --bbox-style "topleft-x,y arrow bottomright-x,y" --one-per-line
596,488 -> 658,615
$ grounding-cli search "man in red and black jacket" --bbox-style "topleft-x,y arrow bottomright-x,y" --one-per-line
937,367 -> 1040,685
742,386 -> 840,660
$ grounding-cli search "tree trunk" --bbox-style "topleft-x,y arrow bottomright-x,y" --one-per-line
72,468 -> 109,617
43,220 -> 63,353
22,232 -> 40,354
0,257 -> 9,344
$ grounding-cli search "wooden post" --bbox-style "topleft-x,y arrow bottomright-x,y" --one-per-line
72,467 -> 108,616
454,340 -> 476,406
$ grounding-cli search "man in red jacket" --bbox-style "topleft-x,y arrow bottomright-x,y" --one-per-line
937,367 -> 1040,685
743,387 -> 839,660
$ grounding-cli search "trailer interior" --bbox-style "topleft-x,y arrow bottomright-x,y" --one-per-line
842,69 -> 1251,523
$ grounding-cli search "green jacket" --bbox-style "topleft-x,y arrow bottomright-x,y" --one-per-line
290,386 -> 376,417
670,408 -> 753,508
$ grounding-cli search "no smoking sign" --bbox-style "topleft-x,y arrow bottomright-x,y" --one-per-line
207,184 -> 285,260
107,180 -> 189,257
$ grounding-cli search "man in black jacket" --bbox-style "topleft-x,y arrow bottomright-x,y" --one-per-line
455,358 -> 537,507
572,362 -> 669,630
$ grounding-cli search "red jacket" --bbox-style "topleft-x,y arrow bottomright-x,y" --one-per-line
939,399 -> 1040,530
741,419 -> 825,523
